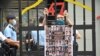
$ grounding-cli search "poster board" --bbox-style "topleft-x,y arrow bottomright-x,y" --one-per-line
45,25 -> 73,56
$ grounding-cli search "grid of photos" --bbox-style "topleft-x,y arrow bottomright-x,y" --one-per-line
46,25 -> 73,56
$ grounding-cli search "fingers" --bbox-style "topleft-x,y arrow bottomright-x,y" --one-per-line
64,10 -> 67,13
16,44 -> 20,48
43,8 -> 48,15
64,10 -> 68,16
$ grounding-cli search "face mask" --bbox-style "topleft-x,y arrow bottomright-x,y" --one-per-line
12,19 -> 16,25
56,19 -> 65,25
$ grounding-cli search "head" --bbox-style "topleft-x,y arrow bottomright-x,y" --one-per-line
39,16 -> 44,26
57,14 -> 64,20
56,14 -> 65,25
6,15 -> 16,26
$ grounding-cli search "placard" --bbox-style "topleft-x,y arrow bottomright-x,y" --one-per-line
45,25 -> 73,56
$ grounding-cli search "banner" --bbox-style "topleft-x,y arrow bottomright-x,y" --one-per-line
46,25 -> 73,56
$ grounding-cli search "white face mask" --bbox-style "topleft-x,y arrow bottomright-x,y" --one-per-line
12,19 -> 16,25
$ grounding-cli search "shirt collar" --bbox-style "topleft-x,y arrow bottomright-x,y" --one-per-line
8,24 -> 14,28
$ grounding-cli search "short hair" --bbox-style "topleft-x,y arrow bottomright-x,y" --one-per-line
6,15 -> 15,22
39,16 -> 44,23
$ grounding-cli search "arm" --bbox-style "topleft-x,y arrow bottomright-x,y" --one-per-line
64,10 -> 73,26
43,8 -> 48,25
76,30 -> 81,39
4,39 -> 19,48
0,32 -> 19,48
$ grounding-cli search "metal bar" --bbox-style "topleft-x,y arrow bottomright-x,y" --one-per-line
77,51 -> 93,55
75,25 -> 93,29
0,8 -> 3,30
36,6 -> 40,56
73,0 -> 77,56
1,9 -> 3,29
92,0 -> 96,56
18,0 -> 22,56
27,0 -> 31,55
27,0 -> 30,27
45,0 -> 47,25
0,8 -> 1,29
83,0 -> 86,56
64,0 -> 68,10
73,0 -> 76,42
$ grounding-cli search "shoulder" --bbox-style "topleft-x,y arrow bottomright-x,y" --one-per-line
4,26 -> 11,32
0,32 -> 7,41
5,24 -> 11,29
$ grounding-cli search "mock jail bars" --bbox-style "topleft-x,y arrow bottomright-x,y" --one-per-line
0,0 -> 96,56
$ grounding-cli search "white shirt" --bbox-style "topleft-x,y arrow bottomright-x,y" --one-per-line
31,30 -> 46,46
0,32 -> 7,41
4,24 -> 17,41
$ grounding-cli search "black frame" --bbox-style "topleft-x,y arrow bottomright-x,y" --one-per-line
0,8 -> 3,30
73,0 -> 96,56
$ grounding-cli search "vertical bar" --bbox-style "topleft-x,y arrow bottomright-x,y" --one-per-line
27,0 -> 31,53
1,9 -> 3,29
36,6 -> 39,56
1,9 -> 3,30
27,0 -> 30,26
73,0 -> 77,56
18,0 -> 22,56
64,1 -> 68,11
0,8 -> 3,30
83,0 -> 86,56
73,0 -> 76,42
92,0 -> 96,56
27,0 -> 31,56
0,8 -> 1,29
45,0 -> 47,25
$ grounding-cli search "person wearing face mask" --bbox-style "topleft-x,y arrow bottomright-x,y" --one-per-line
56,10 -> 73,26
44,8 -> 81,56
3,15 -> 18,56
0,31 -> 20,56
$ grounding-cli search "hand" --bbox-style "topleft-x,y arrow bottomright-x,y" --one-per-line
64,10 -> 69,17
15,41 -> 20,48
76,37 -> 81,39
43,8 -> 48,15
15,41 -> 20,44
16,43 -> 20,48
